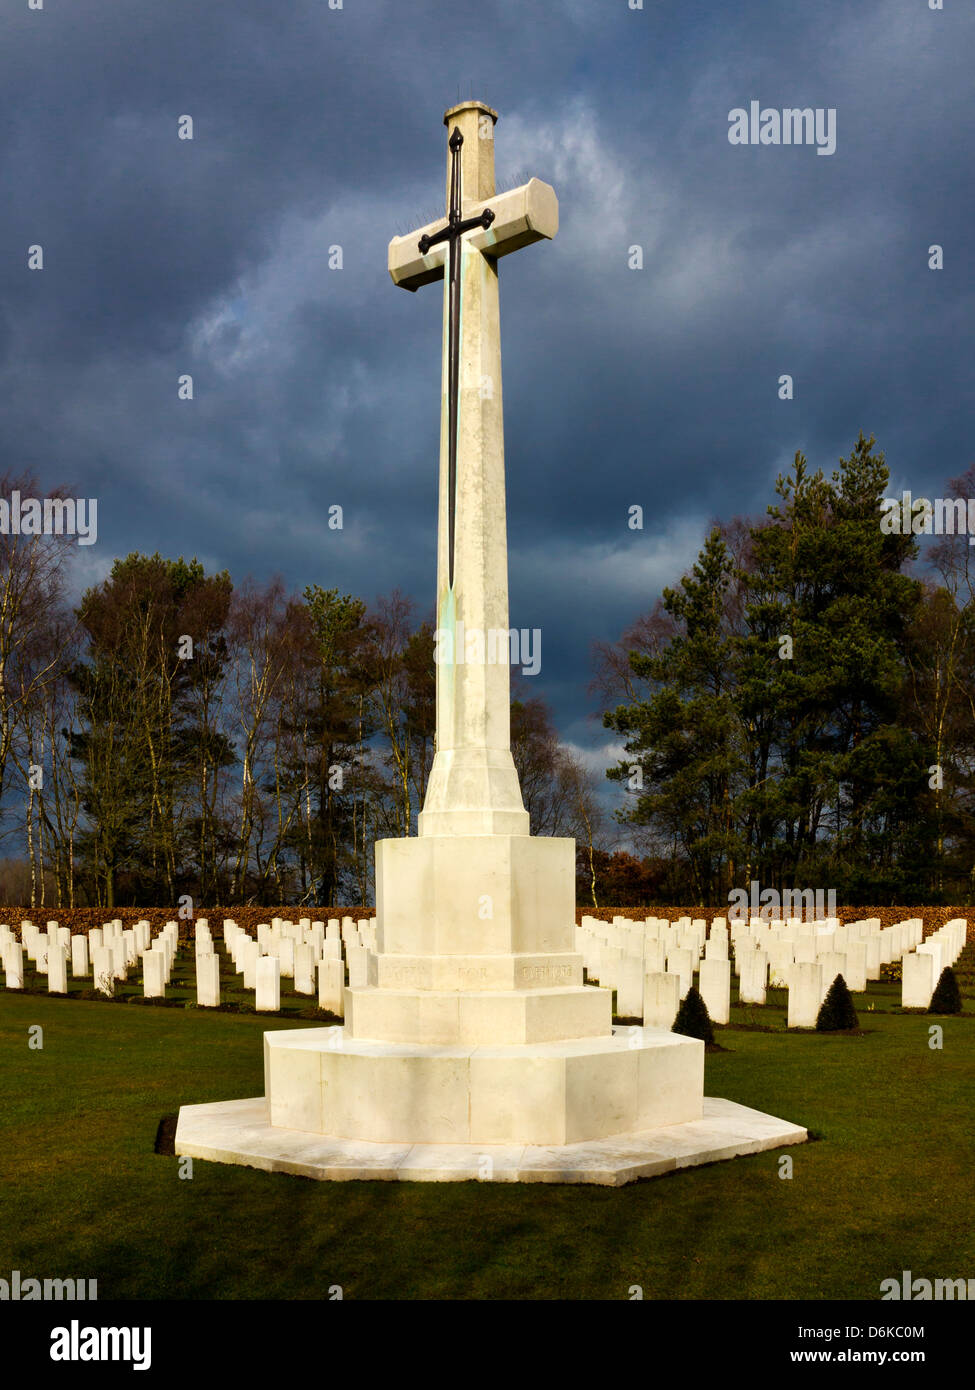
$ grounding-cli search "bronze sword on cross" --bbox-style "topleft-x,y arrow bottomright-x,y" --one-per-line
416,127 -> 495,589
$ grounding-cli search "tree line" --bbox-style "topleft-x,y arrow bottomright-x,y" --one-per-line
597,434 -> 975,906
2,476 -> 601,909
8,433 -> 972,911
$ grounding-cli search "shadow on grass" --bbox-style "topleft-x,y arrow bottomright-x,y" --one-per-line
154,1114 -> 177,1155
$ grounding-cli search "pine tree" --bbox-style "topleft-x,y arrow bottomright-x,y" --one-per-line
928,966 -> 963,1015
816,974 -> 859,1031
672,985 -> 715,1044
604,529 -> 746,903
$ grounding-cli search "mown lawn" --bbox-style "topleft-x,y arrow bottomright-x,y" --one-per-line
1,965 -> 972,1300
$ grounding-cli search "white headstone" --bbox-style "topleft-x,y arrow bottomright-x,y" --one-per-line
111,938 -> 128,981
818,952 -> 846,999
317,957 -> 345,1016
614,955 -> 644,1018
865,936 -> 881,981
739,949 -> 767,1005
47,944 -> 68,994
643,970 -> 680,1029
278,938 -> 296,978
256,956 -> 281,1012
347,945 -> 373,990
92,946 -> 115,995
595,944 -> 622,991
4,941 -> 24,989
196,954 -> 220,1008
917,940 -> 944,980
294,943 -> 315,996
787,961 -> 823,1028
843,941 -> 867,993
643,939 -> 666,975
795,938 -> 817,965
70,935 -> 89,978
666,947 -> 693,1000
143,950 -> 166,999
698,957 -> 730,1024
243,940 -> 260,990
902,951 -> 935,1009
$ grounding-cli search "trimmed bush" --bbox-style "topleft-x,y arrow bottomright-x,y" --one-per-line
816,974 -> 858,1031
672,985 -> 714,1045
928,966 -> 962,1015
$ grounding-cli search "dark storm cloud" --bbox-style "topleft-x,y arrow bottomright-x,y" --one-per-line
2,0 -> 973,802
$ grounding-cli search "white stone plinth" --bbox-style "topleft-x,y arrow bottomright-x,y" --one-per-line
175,1093 -> 807,1186
344,979 -> 610,1047
262,1024 -> 704,1147
376,833 -> 576,958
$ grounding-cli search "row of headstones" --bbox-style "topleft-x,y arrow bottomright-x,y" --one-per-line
222,917 -> 347,1017
902,918 -> 967,1007
732,917 -> 924,998
137,914 -> 375,1009
214,916 -> 378,1013
775,915 -> 961,1021
223,916 -> 382,1011
574,913 -> 958,1026
0,912 -> 386,1015
0,918 -> 180,995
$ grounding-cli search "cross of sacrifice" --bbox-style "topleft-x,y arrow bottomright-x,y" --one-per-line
387,101 -> 558,837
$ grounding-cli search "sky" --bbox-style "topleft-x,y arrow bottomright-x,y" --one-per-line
3,0 -> 973,797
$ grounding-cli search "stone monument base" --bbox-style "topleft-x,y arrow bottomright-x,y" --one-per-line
174,1093 -> 807,1186
174,1022 -> 807,1184
262,1024 -> 704,1145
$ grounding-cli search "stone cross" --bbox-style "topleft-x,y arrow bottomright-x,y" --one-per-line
388,101 -> 558,836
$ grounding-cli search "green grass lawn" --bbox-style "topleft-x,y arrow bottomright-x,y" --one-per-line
1,957 -> 972,1301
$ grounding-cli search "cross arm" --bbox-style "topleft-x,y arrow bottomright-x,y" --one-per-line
388,178 -> 559,292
